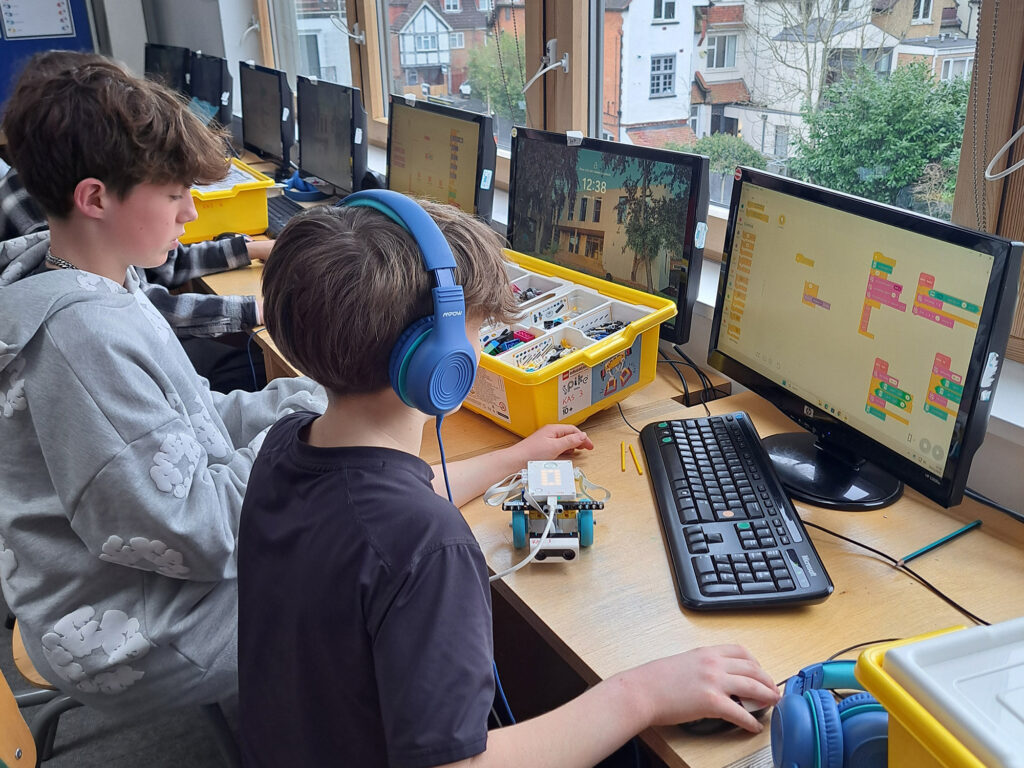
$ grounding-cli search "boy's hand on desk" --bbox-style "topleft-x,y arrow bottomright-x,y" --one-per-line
624,644 -> 779,733
246,239 -> 274,262
512,424 -> 594,465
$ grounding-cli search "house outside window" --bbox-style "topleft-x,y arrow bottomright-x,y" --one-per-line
450,32 -> 465,49
707,35 -> 737,69
617,196 -> 627,224
477,0 -> 491,10
649,54 -> 676,97
653,0 -> 676,21
912,0 -> 932,22
580,197 -> 589,221
941,57 -> 973,81
593,198 -> 602,223
689,105 -> 699,134
416,34 -> 438,51
444,0 -> 460,11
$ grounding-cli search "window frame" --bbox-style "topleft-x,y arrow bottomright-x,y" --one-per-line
706,34 -> 737,70
941,57 -> 973,81
653,0 -> 676,22
444,0 -> 461,11
649,53 -> 677,98
912,0 -> 932,22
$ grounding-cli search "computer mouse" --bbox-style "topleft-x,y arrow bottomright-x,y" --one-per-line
679,697 -> 771,735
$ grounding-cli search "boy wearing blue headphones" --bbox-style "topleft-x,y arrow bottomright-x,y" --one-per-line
239,195 -> 780,767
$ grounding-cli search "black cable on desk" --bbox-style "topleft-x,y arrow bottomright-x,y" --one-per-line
616,402 -> 641,434
802,520 -> 990,627
965,486 -> 1024,524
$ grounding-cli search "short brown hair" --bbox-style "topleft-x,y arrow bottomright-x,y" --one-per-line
2,50 -> 229,218
262,199 -> 518,395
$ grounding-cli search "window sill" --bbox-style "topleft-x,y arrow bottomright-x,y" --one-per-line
649,93 -> 678,99
652,20 -> 679,25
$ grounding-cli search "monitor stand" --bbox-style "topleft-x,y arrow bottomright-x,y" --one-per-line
760,432 -> 903,511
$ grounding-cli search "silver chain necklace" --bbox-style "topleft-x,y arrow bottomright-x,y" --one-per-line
45,247 -> 80,271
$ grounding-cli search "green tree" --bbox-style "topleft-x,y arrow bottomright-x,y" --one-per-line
670,134 -> 768,175
790,62 -> 970,209
467,31 -> 526,124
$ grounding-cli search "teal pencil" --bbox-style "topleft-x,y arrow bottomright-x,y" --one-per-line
898,520 -> 982,566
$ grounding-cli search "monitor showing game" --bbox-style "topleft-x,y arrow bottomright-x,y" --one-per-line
709,168 -> 1022,509
189,52 -> 232,128
506,127 -> 711,344
239,62 -> 294,177
386,96 -> 495,218
144,43 -> 191,95
296,77 -> 367,193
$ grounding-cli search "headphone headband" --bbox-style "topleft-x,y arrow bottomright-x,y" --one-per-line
786,660 -> 859,696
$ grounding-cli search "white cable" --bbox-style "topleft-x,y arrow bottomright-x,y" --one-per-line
574,467 -> 610,502
521,54 -> 569,95
329,15 -> 366,45
984,123 -> 1024,181
483,471 -> 525,507
489,494 -> 557,582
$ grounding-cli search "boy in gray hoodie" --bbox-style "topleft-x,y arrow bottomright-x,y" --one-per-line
0,51 -> 594,718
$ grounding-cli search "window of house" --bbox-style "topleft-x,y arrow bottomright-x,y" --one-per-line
941,57 -> 973,81
477,0 -> 491,10
774,126 -> 789,158
450,32 -> 465,49
579,197 -> 589,221
833,0 -> 851,11
407,69 -> 418,85
707,35 -> 737,69
298,34 -> 321,78
416,34 -> 439,51
444,0 -> 460,11
912,0 -> 932,22
650,54 -> 676,97
593,197 -> 602,223
653,0 -> 676,22
505,7 -> 511,20
689,105 -> 699,134
616,196 -> 627,224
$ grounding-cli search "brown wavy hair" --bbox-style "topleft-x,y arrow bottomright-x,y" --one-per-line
262,199 -> 519,395
2,50 -> 229,218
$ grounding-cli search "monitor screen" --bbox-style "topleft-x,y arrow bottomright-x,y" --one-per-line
144,43 -> 190,95
506,127 -> 710,344
189,53 -> 232,128
386,96 -> 495,218
709,168 -> 1022,509
297,77 -> 365,193
239,62 -> 294,171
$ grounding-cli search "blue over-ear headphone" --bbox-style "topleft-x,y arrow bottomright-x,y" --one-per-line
336,189 -> 477,416
771,660 -> 888,768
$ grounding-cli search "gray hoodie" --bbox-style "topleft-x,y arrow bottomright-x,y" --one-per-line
0,232 -> 325,713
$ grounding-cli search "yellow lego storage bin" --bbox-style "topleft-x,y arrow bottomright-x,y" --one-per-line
181,157 -> 273,244
463,250 -> 676,437
856,620 -> 1024,768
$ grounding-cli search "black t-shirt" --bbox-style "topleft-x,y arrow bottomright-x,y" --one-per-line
238,412 -> 495,768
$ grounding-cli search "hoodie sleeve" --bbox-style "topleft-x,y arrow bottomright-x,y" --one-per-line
26,301 -> 271,582
210,376 -> 326,450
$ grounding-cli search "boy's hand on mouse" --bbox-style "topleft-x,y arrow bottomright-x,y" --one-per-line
623,644 -> 780,733
511,424 -> 594,466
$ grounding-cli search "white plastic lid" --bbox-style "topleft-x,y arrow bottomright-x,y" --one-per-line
885,616 -> 1024,768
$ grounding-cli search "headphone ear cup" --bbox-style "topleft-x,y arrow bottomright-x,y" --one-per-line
389,316 -> 434,409
771,688 -> 818,768
837,693 -> 888,768
807,689 -> 844,768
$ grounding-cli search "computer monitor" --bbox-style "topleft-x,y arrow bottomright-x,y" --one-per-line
506,127 -> 711,345
239,62 -> 294,178
189,52 -> 232,128
709,167 -> 1022,509
296,77 -> 368,193
386,95 -> 495,218
144,43 -> 191,95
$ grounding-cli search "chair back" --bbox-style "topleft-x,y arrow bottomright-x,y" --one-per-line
0,671 -> 35,767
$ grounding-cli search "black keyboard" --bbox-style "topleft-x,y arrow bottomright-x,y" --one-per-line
265,194 -> 305,238
640,412 -> 833,610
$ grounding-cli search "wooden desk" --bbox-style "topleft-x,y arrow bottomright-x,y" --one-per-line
198,263 -> 1024,767
461,390 -> 1024,768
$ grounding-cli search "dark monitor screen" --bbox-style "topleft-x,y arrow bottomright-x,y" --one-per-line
189,53 -> 232,128
144,43 -> 190,95
386,96 -> 495,218
506,127 -> 710,344
239,62 -> 294,169
297,77 -> 366,193
709,168 -> 1022,509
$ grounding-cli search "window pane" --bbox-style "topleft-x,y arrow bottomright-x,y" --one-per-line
266,0 -> 354,85
379,0 -> 524,152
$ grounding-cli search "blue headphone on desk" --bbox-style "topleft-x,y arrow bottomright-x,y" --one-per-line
336,189 -> 477,416
771,660 -> 888,768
